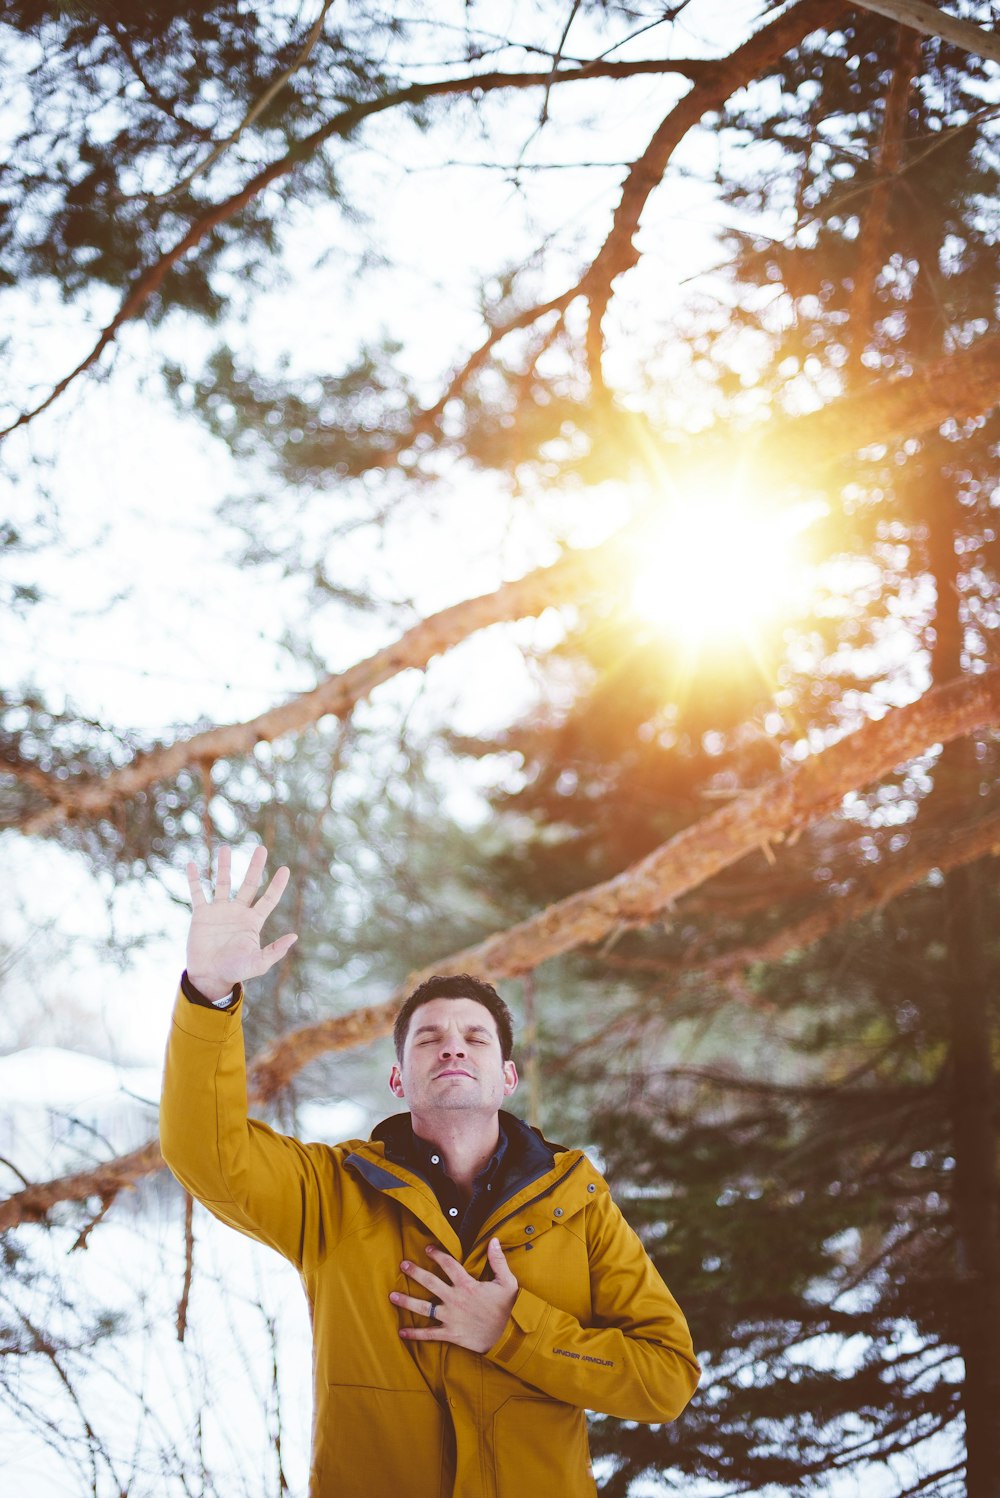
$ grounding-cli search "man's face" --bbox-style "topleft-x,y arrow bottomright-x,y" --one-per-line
389,996 -> 517,1120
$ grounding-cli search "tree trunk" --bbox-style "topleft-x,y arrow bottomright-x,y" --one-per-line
929,488 -> 1000,1495
848,25 -> 922,379
945,861 -> 1000,1498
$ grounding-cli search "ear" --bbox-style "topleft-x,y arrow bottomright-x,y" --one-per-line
389,1063 -> 405,1098
502,1060 -> 518,1097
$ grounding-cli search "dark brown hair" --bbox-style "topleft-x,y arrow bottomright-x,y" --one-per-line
393,974 -> 514,1062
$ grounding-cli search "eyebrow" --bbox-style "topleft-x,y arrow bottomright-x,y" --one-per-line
413,1022 -> 493,1037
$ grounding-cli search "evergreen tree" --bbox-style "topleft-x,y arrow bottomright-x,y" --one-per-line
459,7 -> 1000,1491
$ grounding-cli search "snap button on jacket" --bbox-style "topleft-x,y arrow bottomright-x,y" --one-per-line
160,990 -> 700,1497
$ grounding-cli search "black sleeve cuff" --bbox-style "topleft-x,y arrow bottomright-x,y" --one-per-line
181,969 -> 241,1011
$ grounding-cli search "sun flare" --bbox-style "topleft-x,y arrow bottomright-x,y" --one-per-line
629,494 -> 815,655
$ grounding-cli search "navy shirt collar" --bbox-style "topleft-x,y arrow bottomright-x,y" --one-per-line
374,1111 -> 509,1188
371,1111 -> 562,1254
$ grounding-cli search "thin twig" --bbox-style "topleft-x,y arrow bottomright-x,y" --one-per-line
176,1191 -> 195,1342
142,0 -> 337,202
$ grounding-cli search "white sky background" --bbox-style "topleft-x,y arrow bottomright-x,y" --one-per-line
0,0 -> 778,1065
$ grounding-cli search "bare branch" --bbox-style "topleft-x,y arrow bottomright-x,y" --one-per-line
0,56 -> 705,442
69,1194 -> 114,1252
380,290 -> 580,464
108,24 -> 214,140
0,1152 -> 32,1189
10,536 -> 625,835
0,1138 -> 162,1231
514,0 -> 584,165
581,0 -> 847,377
2,665 -> 999,1230
849,0 -> 1000,65
175,1191 -> 194,1343
395,0 -> 853,427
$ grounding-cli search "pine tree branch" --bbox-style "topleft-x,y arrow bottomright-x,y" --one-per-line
11,331 -> 998,836
141,0 -> 338,201
3,664 -> 998,1230
627,1063 -> 931,1101
395,268 -> 1000,495
849,0 -> 1000,66
702,806 -> 1000,981
894,1461 -> 966,1498
0,56 -> 706,442
750,329 -> 1000,481
580,0 -> 846,381
593,802 -> 1000,1000
9,537 -> 625,835
213,664 -> 1000,1092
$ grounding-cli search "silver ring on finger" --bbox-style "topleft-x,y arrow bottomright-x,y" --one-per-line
427,1299 -> 441,1323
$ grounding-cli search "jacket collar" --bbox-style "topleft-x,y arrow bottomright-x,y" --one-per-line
371,1109 -> 557,1196
372,1111 -> 509,1188
343,1112 -> 588,1261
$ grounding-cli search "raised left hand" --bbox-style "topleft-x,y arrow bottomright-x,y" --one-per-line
391,1238 -> 518,1354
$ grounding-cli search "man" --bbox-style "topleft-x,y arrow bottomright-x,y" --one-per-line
160,844 -> 699,1497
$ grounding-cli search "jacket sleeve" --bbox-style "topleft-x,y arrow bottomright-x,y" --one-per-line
159,984 -> 347,1272
484,1186 -> 700,1422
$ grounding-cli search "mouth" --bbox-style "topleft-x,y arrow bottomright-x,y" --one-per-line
434,1069 -> 474,1080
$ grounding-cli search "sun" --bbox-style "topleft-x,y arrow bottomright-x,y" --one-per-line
628,492 -> 815,657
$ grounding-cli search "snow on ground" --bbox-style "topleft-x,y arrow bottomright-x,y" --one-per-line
4,1205 -> 315,1497
0,1049 -> 363,1496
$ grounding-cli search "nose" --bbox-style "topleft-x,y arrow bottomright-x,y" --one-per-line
440,1037 -> 466,1058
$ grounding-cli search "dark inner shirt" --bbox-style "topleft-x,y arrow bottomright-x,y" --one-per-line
374,1113 -> 513,1255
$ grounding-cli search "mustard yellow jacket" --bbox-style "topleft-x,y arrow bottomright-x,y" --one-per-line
159,989 -> 700,1498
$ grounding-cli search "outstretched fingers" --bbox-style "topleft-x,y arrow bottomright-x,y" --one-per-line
252,864 -> 291,923
259,932 -> 298,973
215,844 -> 233,901
234,843 -> 268,904
188,845 -> 288,920
185,860 -> 208,908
